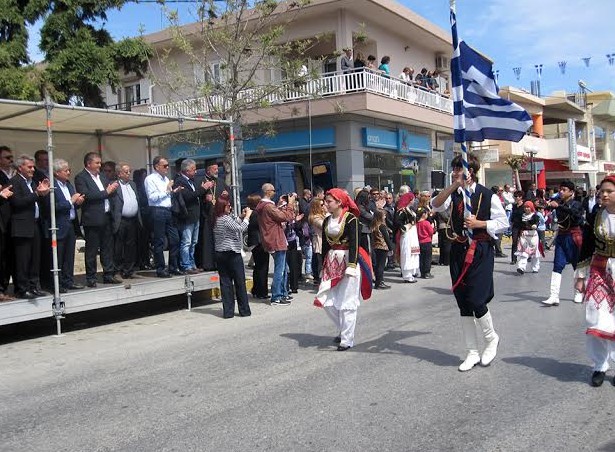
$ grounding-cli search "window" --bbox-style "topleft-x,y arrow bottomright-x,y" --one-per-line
123,84 -> 141,110
194,62 -> 222,85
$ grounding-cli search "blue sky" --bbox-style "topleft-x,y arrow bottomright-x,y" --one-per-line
28,0 -> 615,97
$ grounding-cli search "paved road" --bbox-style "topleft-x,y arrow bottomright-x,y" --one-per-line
1,246 -> 613,452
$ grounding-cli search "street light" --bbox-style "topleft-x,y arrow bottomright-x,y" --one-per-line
524,146 -> 538,186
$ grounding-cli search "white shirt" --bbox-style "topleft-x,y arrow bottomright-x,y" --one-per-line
502,191 -> 515,211
119,181 -> 139,218
144,172 -> 172,208
430,182 -> 509,239
19,174 -> 39,219
57,180 -> 75,220
86,169 -> 110,212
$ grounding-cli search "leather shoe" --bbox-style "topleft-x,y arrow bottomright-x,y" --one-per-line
103,276 -> 122,284
333,336 -> 342,344
592,371 -> 606,387
337,345 -> 351,351
170,269 -> 185,276
67,284 -> 85,290
86,280 -> 97,288
121,273 -> 135,279
157,271 -> 171,278
31,289 -> 48,297
185,268 -> 200,275
16,291 -> 36,300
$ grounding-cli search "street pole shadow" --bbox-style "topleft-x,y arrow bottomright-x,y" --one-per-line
597,440 -> 615,451
502,356 -> 588,383
281,330 -> 460,367
422,287 -> 453,296
497,290 -> 546,304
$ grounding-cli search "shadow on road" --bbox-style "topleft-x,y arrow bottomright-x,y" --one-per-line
502,356 -> 588,383
497,290 -> 546,304
281,330 -> 460,367
422,287 -> 453,295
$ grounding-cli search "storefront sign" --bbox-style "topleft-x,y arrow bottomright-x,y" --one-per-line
603,162 -> 615,172
568,119 -> 578,170
576,146 -> 592,162
363,127 -> 431,154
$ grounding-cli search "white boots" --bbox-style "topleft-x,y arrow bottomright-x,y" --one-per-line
459,312 -> 500,371
541,272 -> 561,306
459,317 -> 480,371
476,311 -> 500,366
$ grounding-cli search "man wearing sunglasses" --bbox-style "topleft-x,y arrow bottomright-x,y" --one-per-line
144,156 -> 182,278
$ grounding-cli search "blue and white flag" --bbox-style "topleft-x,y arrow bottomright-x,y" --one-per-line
450,4 -> 532,144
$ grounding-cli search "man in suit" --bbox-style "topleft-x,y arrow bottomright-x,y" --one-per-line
111,162 -> 141,279
197,162 -> 226,271
74,152 -> 120,287
33,149 -> 49,183
52,159 -> 85,293
0,146 -> 14,299
525,182 -> 537,202
174,159 -> 207,274
9,155 -> 50,299
582,186 -> 599,220
34,149 -> 52,289
0,184 -> 14,301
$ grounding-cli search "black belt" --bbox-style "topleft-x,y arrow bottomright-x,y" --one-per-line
151,206 -> 171,210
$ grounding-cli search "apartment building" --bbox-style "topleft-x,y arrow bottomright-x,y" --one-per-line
103,0 -> 460,192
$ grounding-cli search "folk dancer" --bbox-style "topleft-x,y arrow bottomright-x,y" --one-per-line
541,180 -> 585,306
395,190 -> 420,283
515,201 -> 542,274
314,189 -> 372,351
575,175 -> 615,387
431,153 -> 509,372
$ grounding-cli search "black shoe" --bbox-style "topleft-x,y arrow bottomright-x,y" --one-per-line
337,345 -> 351,351
156,271 -> 171,278
291,289 -> 299,294
170,269 -> 185,276
284,295 -> 294,301
592,371 -> 606,387
495,253 -> 506,258
517,268 -> 525,275
270,298 -> 291,306
103,276 -> 122,284
16,291 -> 36,299
375,282 -> 391,289
66,284 -> 85,290
121,273 -> 135,279
422,274 -> 434,279
59,287 -> 68,294
334,336 -> 342,344
31,289 -> 49,297
86,280 -> 97,288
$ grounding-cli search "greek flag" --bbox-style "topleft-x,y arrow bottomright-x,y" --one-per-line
450,4 -> 532,143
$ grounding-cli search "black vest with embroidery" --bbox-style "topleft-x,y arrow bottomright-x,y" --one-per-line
450,184 -> 492,236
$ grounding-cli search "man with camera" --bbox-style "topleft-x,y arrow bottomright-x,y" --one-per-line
255,184 -> 297,306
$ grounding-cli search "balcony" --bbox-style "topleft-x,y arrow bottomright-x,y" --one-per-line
148,70 -> 454,119
105,98 -> 150,112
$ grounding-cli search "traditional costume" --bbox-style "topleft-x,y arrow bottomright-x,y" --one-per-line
541,185 -> 584,306
395,193 -> 420,283
431,182 -> 509,371
314,189 -> 372,350
576,178 -> 615,385
515,201 -> 542,274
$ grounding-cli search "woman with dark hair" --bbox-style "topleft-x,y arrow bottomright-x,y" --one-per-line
395,191 -> 419,283
355,190 -> 373,253
213,196 -> 252,318
247,193 -> 269,299
308,197 -> 327,285
378,56 -> 391,78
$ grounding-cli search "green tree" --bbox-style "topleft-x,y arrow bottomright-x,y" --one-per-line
0,0 -> 152,105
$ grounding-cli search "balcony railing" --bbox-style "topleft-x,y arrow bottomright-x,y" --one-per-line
105,98 -> 150,111
149,70 -> 453,118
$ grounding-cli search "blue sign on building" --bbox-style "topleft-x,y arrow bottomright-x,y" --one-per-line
363,127 -> 431,154
166,127 -> 335,160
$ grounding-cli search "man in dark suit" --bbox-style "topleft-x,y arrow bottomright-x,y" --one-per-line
9,155 -> 50,299
111,162 -> 141,279
33,149 -> 49,183
197,162 -> 227,271
52,159 -> 85,293
0,184 -> 14,301
581,186 -> 599,220
0,146 -> 15,297
74,152 -> 120,287
174,159 -> 207,274
525,182 -> 537,202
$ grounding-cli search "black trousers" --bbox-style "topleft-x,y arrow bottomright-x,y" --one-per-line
137,209 -> 152,269
373,249 -> 388,284
511,227 -> 520,263
0,228 -> 13,293
493,233 -> 504,255
84,215 -> 115,282
39,236 -> 53,290
251,244 -> 270,297
312,252 -> 322,283
215,251 -> 250,318
114,216 -> 138,276
437,229 -> 451,265
13,223 -> 42,293
419,243 -> 433,277
450,241 -> 494,317
286,243 -> 302,291
57,227 -> 76,288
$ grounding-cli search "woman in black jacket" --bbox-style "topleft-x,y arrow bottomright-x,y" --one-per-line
247,194 -> 269,299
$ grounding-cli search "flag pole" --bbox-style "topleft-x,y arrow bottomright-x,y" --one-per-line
449,0 -> 473,235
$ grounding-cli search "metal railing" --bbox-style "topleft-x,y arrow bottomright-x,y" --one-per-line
149,69 -> 453,118
105,98 -> 150,111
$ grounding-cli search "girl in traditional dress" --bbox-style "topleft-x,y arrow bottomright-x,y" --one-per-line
576,175 -> 615,387
395,192 -> 420,283
314,188 -> 372,351
515,201 -> 541,275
